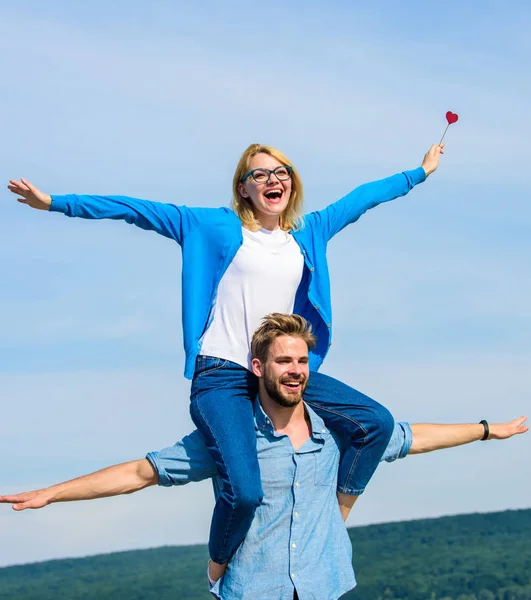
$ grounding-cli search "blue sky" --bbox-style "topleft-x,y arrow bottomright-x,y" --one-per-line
0,0 -> 530,567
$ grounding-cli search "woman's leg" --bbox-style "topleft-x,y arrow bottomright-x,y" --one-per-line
303,371 -> 394,508
190,357 -> 261,566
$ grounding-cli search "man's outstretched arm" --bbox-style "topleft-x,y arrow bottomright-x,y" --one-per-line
381,417 -> 528,464
409,416 -> 528,454
0,430 -> 218,512
354,416 -> 528,523
0,460 -> 157,511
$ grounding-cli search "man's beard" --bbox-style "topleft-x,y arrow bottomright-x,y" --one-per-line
263,370 -> 307,408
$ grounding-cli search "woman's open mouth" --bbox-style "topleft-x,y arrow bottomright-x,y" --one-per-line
264,189 -> 283,204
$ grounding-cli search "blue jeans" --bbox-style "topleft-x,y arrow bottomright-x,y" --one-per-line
190,356 -> 394,563
303,371 -> 394,495
190,356 -> 261,564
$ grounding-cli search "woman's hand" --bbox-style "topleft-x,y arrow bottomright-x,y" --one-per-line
7,178 -> 52,210
421,144 -> 445,177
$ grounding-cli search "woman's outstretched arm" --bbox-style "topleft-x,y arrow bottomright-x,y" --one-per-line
315,143 -> 444,241
7,178 -> 191,243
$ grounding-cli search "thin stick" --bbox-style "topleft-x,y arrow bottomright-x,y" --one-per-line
439,124 -> 450,146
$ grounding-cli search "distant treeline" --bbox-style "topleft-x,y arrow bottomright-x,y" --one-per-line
0,509 -> 529,599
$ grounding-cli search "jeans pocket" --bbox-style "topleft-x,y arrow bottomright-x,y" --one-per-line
195,358 -> 229,378
313,451 -> 338,486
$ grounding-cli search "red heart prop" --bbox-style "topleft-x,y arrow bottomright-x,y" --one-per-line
446,111 -> 459,124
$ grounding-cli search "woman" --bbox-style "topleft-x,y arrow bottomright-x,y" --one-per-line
8,141 -> 443,578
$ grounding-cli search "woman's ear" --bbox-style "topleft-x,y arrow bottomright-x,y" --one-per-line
238,182 -> 249,199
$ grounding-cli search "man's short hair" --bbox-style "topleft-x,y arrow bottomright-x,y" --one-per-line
251,313 -> 317,362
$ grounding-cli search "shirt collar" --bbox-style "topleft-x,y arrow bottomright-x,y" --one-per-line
253,397 -> 329,438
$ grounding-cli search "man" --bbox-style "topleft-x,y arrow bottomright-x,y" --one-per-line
0,314 -> 527,600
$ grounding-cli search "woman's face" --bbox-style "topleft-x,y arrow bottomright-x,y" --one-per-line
238,152 -> 293,228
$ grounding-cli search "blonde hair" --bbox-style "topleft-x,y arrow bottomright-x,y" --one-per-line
251,313 -> 316,363
232,144 -> 304,231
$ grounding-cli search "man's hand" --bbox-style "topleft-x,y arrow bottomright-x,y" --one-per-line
489,416 -> 528,440
421,144 -> 445,177
7,178 -> 52,210
0,489 -> 52,511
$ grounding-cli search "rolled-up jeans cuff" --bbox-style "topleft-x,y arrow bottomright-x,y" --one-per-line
337,485 -> 364,496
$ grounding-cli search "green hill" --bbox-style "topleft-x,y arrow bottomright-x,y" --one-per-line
1,509 -> 530,599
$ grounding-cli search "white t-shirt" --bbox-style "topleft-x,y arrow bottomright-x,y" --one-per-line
200,227 -> 304,370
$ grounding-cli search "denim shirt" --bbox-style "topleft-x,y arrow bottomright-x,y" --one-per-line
147,403 -> 412,600
50,167 -> 426,378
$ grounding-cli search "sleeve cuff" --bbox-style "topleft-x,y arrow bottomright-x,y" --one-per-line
407,166 -> 427,186
49,195 -> 69,213
397,422 -> 413,459
381,421 -> 413,463
145,451 -> 174,487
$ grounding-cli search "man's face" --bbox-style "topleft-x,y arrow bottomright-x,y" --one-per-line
253,335 -> 310,407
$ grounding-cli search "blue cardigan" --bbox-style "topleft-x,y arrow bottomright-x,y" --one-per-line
50,167 -> 426,378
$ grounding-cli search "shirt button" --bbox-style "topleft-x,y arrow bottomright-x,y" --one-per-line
294,512 -> 299,518
295,481 -> 300,487
321,428 -> 326,433
292,543 -> 297,548
291,573 -> 296,578
327,323 -> 331,328
266,418 -> 270,424
309,267 -> 315,272
314,305 -> 320,310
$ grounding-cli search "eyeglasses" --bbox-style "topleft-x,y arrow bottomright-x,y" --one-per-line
240,165 -> 293,184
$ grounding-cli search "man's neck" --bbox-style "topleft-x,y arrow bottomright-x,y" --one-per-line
258,391 -> 311,450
